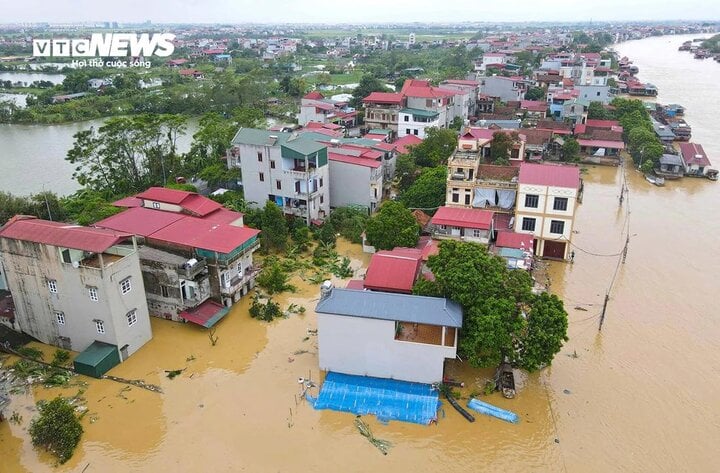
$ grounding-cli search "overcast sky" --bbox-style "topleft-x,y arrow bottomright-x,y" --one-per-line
3,0 -> 719,24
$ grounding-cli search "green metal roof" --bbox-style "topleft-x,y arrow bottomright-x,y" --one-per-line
367,128 -> 392,135
231,128 -> 290,146
283,136 -> 326,156
400,108 -> 440,118
74,341 -> 118,366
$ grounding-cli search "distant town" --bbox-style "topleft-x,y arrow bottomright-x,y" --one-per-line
0,18 -> 718,469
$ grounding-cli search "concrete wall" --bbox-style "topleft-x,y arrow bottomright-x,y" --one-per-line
328,160 -> 381,210
575,85 -> 612,104
480,77 -> 523,102
317,312 -> 456,384
0,239 -> 152,359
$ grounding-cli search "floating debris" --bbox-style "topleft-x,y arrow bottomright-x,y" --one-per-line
354,416 -> 392,455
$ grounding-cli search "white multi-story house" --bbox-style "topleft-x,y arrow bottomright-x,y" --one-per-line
316,285 -> 463,384
0,216 -> 152,361
478,76 -> 525,103
230,128 -> 330,223
327,144 -> 384,212
514,162 -> 583,260
397,108 -> 440,139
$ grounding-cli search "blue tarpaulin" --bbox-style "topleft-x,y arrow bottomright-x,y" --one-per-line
312,372 -> 440,425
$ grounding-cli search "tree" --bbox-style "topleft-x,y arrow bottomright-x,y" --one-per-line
350,74 -> 389,108
325,206 -> 370,244
587,101 -> 611,120
256,259 -> 295,294
315,221 -> 337,246
0,191 -> 67,226
198,163 -> 241,190
562,137 -> 581,163
400,166 -> 447,214
29,397 -> 83,464
524,86 -> 545,101
410,127 -> 458,167
414,240 -> 568,371
490,131 -> 516,165
364,201 -> 419,250
66,114 -> 187,195
627,127 -> 663,165
61,190 -> 122,225
395,154 -> 419,192
260,200 -> 289,251
449,116 -> 464,131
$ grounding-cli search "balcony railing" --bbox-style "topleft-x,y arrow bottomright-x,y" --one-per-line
176,258 -> 207,279
220,266 -> 261,295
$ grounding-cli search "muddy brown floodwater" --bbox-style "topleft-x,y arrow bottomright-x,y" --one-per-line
2,34 -> 720,472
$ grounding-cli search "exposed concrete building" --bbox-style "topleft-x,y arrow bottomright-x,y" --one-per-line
230,128 -> 331,223
362,92 -> 404,137
478,76 -> 526,102
0,217 -> 152,360
316,286 -> 462,384
514,163 -> 583,260
327,145 -> 384,212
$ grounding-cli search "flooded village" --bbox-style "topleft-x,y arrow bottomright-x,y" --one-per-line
1,16 -> 720,473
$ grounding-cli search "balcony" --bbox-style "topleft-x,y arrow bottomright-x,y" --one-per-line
176,258 -> 208,280
220,266 -> 261,296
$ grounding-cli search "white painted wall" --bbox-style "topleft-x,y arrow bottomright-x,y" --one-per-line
317,312 -> 456,384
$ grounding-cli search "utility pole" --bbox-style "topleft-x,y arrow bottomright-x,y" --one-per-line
598,293 -> 610,331
622,235 -> 630,264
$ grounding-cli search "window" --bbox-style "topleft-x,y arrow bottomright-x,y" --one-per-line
61,249 -> 72,264
465,194 -> 471,205
320,194 -> 324,204
152,202 -> 161,209
257,152 -> 263,162
452,193 -> 459,203
597,91 -> 601,96
550,220 -> 565,234
88,287 -> 98,301
276,180 -> 282,190
48,279 -> 58,294
553,197 -> 568,211
95,320 -> 105,334
270,160 -> 276,169
160,285 -> 169,297
55,311 -> 65,325
404,115 -> 409,122
426,99 -> 433,107
126,310 -> 137,327
413,129 -> 419,136
522,217 -> 536,232
120,277 -> 132,295
472,229 -> 482,238
319,177 -> 323,188
406,128 -> 411,135
259,172 -> 265,182
524,194 -> 539,208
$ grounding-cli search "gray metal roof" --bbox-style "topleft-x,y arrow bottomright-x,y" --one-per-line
315,288 -> 463,328
231,128 -> 291,147
659,154 -> 684,166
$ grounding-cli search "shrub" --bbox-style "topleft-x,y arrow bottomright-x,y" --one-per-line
29,397 -> 83,464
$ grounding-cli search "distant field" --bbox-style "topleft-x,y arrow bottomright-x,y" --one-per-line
300,28 -> 477,41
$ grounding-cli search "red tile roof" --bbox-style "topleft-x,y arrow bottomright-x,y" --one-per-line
431,206 -> 494,230
577,138 -> 625,150
95,207 -> 185,237
303,91 -> 324,100
0,216 -> 131,253
136,187 -> 222,217
364,248 -> 423,294
149,217 -> 260,254
393,134 -> 423,154
328,151 -> 381,168
496,231 -> 534,251
363,92 -> 403,104
518,163 -> 581,189
678,143 -> 712,167
585,119 -> 621,129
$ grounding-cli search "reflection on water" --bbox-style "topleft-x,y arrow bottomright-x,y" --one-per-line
1,34 -> 720,472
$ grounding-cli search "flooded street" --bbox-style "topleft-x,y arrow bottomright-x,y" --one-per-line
2,34 -> 720,472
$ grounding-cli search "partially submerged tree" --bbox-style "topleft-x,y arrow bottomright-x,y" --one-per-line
414,240 -> 568,371
365,201 -> 419,250
259,200 -> 289,251
29,397 -> 83,464
561,137 -> 581,163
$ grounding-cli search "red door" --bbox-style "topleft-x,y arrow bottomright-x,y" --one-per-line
543,240 -> 567,259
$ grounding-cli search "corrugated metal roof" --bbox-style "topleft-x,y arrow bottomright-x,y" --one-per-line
0,217 -> 131,253
95,207 -> 185,237
518,162 -> 581,189
431,207 -> 494,230
364,249 -> 422,293
231,128 -> 290,146
315,288 -> 463,328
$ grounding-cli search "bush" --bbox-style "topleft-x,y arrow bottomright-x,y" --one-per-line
29,397 -> 83,464
248,295 -> 284,321
256,260 -> 296,294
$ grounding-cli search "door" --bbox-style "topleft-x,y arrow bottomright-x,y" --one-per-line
543,240 -> 567,259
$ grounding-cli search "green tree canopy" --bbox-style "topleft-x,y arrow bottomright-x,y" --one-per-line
414,240 -> 568,371
399,166 -> 447,214
66,114 -> 187,195
364,201 -> 419,250
490,131 -> 517,165
259,200 -> 289,251
350,74 -> 389,108
29,397 -> 83,464
561,137 -> 581,163
326,206 -> 370,244
410,127 -> 458,167
524,86 -> 546,101
587,101 -> 612,120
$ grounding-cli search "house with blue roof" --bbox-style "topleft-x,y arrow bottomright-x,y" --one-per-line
315,285 -> 463,384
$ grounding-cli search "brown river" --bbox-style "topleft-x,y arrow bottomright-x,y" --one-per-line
1,34 -> 720,472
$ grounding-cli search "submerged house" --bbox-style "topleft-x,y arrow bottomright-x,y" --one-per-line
656,154 -> 685,179
430,206 -> 495,245
316,286 -> 463,384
